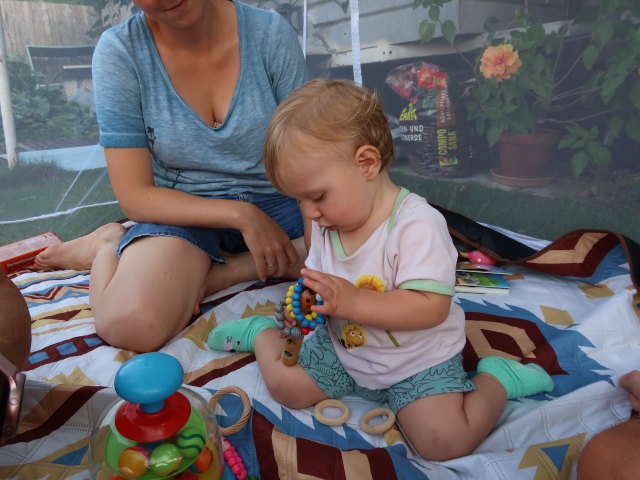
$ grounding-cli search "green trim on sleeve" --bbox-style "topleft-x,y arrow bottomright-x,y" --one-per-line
398,280 -> 456,296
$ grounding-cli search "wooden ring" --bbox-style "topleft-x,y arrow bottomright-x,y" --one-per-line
360,407 -> 396,435
208,385 -> 252,436
313,399 -> 351,427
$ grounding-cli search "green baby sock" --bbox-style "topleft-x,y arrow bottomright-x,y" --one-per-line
477,356 -> 554,399
207,315 -> 276,353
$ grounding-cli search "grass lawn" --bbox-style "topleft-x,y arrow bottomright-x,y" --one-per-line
1,161 -> 638,248
0,162 -> 123,245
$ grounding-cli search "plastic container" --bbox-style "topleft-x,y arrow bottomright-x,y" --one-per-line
88,353 -> 223,480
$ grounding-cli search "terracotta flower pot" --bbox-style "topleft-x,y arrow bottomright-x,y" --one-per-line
496,128 -> 562,180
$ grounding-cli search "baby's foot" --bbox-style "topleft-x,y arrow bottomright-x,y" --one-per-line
34,223 -> 125,271
477,356 -> 554,399
207,315 -> 276,352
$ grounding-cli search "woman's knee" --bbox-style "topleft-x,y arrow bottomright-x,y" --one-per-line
577,421 -> 640,480
94,302 -> 185,352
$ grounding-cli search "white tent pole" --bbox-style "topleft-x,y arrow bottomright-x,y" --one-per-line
0,1 -> 19,169
349,0 -> 362,85
302,0 -> 307,58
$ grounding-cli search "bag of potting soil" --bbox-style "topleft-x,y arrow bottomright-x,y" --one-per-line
385,62 -> 470,177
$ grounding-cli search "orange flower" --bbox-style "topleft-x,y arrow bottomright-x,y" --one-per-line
479,44 -> 522,82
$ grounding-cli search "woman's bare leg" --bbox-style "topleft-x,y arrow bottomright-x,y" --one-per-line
396,373 -> 507,461
200,236 -> 308,296
35,226 -> 308,350
90,235 -> 211,352
34,223 -> 126,271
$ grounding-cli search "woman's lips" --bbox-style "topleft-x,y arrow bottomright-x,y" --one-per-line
166,0 -> 186,11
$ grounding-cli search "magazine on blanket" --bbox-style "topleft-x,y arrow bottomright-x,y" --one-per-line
455,262 -> 511,275
455,263 -> 511,294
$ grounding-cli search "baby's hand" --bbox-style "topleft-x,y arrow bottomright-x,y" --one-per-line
620,370 -> 640,412
300,268 -> 357,319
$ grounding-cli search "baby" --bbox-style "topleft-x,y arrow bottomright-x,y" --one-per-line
209,78 -> 554,460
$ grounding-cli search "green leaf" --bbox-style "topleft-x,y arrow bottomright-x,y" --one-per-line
630,81 -> 640,110
570,151 -> 589,177
558,134 -> 577,149
487,124 -> 504,147
582,45 -> 600,70
586,142 -> 611,167
528,23 -> 546,43
428,6 -> 440,22
625,115 -> 640,142
478,83 -> 491,103
565,124 -> 587,137
442,20 -> 456,45
419,21 -> 436,43
484,16 -> 500,34
601,70 -> 628,103
607,115 -> 624,138
592,21 -> 614,48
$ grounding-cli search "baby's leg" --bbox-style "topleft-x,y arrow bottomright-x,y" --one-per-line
91,235 -> 211,352
254,328 -> 328,409
397,374 -> 506,461
396,357 -> 554,460
209,319 -> 330,408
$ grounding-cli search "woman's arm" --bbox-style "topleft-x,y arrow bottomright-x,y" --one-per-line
106,147 -> 298,279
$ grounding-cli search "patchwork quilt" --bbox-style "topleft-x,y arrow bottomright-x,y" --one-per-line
1,211 -> 639,480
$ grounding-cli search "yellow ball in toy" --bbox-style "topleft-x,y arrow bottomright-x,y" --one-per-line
117,446 -> 149,479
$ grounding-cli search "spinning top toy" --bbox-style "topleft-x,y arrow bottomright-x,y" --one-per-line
89,353 -> 223,480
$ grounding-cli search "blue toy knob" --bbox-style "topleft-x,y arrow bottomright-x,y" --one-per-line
115,352 -> 184,413
113,352 -> 190,443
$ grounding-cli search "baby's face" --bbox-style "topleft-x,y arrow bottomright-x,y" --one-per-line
277,137 -> 374,234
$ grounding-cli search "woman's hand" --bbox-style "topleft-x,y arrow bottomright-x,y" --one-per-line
238,204 -> 298,282
620,370 -> 640,412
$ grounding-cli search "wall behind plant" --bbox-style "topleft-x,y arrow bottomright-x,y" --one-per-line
0,0 -> 97,58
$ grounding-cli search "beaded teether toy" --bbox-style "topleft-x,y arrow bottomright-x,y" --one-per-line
275,277 -> 325,366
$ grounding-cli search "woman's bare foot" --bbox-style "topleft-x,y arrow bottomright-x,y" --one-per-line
34,223 -> 126,271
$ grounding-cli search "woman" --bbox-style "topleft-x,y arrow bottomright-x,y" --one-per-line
36,0 -> 308,352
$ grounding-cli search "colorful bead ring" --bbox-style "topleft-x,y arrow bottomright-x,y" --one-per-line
275,277 -> 326,337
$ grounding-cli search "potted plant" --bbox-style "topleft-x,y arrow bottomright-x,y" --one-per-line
415,0 -> 640,184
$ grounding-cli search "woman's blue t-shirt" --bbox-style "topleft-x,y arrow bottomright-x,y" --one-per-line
92,1 -> 307,196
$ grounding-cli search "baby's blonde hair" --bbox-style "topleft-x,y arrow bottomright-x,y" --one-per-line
263,78 -> 395,192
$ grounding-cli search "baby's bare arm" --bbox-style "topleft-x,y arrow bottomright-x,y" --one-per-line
301,268 -> 451,330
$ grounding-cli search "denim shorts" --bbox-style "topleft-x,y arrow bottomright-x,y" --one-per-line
117,193 -> 304,263
298,326 -> 475,413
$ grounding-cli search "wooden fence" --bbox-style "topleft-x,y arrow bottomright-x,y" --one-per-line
0,0 -> 98,59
